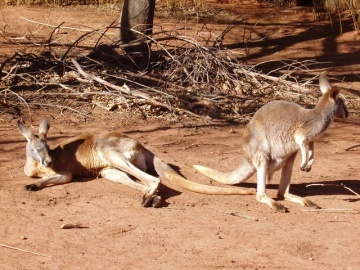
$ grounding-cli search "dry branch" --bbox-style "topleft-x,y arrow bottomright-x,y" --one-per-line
70,58 -> 200,118
71,58 -> 131,94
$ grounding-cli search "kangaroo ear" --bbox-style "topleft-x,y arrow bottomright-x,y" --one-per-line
331,87 -> 341,100
319,74 -> 332,95
39,117 -> 50,139
17,121 -> 34,141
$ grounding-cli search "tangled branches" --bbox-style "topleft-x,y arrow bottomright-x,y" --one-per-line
0,18 -> 337,122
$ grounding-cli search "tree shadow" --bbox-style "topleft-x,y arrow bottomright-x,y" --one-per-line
290,179 -> 360,202
227,16 -> 359,83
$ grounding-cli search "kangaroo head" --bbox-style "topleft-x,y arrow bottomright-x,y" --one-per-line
319,74 -> 348,119
17,117 -> 53,167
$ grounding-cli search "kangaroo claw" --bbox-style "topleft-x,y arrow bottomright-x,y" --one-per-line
151,196 -> 163,208
24,184 -> 39,191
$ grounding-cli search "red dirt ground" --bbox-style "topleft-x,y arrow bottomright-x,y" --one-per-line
0,2 -> 359,270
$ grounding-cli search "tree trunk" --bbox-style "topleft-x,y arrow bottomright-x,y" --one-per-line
119,0 -> 156,53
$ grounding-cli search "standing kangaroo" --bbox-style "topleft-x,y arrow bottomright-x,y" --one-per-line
194,75 -> 348,212
18,119 -> 254,208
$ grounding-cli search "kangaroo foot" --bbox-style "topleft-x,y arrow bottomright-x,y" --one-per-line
273,201 -> 288,213
142,194 -> 162,208
303,198 -> 320,209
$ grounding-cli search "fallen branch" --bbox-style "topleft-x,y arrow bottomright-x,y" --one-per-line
71,58 -> 131,94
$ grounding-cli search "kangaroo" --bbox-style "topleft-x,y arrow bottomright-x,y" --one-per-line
17,118 -> 254,208
194,75 -> 348,212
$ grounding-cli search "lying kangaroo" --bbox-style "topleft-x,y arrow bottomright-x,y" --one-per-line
18,118 -> 254,208
194,75 -> 348,212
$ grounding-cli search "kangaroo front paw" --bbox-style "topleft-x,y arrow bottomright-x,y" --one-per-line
300,164 -> 312,172
301,159 -> 314,172
24,184 -> 40,191
304,164 -> 312,172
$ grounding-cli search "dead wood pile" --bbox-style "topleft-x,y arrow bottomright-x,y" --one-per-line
0,19 -> 345,122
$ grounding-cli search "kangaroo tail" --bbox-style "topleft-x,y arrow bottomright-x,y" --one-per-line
193,157 -> 255,185
153,157 -> 254,195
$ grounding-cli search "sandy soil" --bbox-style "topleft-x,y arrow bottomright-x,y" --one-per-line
0,2 -> 359,270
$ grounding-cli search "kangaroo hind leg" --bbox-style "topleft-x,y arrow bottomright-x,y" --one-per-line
277,153 -> 320,209
101,148 -> 161,207
255,159 -> 286,212
100,168 -> 161,208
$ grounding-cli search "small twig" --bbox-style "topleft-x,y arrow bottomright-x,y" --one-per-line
345,144 -> 360,151
47,22 -> 65,55
306,183 -> 360,198
236,69 -> 313,93
62,29 -> 102,61
29,102 -> 89,118
0,53 -> 17,74
327,220 -> 351,223
93,19 -> 118,49
92,101 -> 118,111
221,211 -> 258,221
1,89 -> 32,119
302,208 -> 359,214
154,140 -> 183,147
20,16 -> 93,32
183,143 -> 235,150
60,223 -> 87,229
0,243 -> 51,257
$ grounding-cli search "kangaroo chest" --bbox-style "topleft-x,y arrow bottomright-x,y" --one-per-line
51,135 -> 108,177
